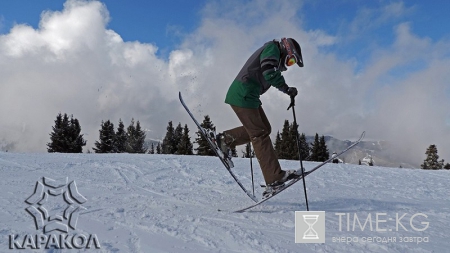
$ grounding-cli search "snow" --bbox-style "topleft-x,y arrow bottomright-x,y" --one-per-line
1,152 -> 449,252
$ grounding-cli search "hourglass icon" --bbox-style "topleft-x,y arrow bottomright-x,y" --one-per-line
303,215 -> 319,239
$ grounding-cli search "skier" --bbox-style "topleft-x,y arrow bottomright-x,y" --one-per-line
332,152 -> 339,164
331,152 -> 343,164
217,37 -> 304,197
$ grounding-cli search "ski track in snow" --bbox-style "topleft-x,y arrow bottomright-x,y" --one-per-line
0,152 -> 449,252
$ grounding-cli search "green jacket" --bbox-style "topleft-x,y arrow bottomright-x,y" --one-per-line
225,41 -> 287,108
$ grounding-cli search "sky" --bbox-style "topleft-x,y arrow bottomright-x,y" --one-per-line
0,0 -> 449,166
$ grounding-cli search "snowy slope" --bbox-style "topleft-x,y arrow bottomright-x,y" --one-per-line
1,152 -> 449,252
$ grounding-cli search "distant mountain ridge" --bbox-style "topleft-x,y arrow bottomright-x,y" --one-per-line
306,135 -> 417,168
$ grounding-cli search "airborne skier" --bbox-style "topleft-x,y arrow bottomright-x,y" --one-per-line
216,37 -> 304,197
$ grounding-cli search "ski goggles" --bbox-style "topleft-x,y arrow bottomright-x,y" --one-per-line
286,54 -> 298,67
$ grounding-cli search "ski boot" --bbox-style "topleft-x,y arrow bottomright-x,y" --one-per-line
216,132 -> 234,167
262,170 -> 299,198
204,128 -> 234,168
262,182 -> 285,199
216,133 -> 231,157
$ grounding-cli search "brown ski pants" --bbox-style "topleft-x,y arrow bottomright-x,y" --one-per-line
223,105 -> 284,184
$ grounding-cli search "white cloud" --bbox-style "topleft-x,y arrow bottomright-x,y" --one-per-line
0,0 -> 449,167
338,1 -> 415,45
360,23 -> 450,165
0,0 -> 168,152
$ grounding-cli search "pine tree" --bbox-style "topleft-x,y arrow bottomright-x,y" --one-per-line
177,124 -> 193,155
149,143 -> 155,154
47,113 -> 86,153
125,119 -> 137,153
47,113 -> 65,152
132,120 -> 147,153
277,120 -> 291,159
274,131 -> 282,157
124,119 -> 146,153
162,121 -> 175,154
274,120 -> 309,161
421,144 -> 443,170
318,135 -> 329,162
195,115 -> 216,156
444,163 -> 450,170
299,133 -> 310,161
173,123 -> 183,154
115,119 -> 127,153
242,143 -> 254,158
93,120 -> 116,153
310,133 -> 321,162
287,121 -> 300,160
156,142 -> 162,154
67,116 -> 86,153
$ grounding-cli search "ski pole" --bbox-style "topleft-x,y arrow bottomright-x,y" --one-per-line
287,95 -> 310,211
250,147 -> 255,197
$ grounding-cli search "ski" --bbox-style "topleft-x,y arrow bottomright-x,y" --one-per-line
234,131 -> 365,213
179,92 -> 258,203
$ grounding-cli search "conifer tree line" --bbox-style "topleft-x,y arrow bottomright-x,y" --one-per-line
421,144 -> 450,170
156,121 -> 194,155
47,113 -> 147,153
274,120 -> 329,162
93,118 -> 147,153
49,113 -> 450,170
158,115 -> 238,156
47,113 -> 87,153
47,113 -> 329,160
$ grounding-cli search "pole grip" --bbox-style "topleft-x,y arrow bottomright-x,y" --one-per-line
287,95 -> 296,110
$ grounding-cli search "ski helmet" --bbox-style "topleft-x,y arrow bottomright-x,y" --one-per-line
280,37 -> 304,68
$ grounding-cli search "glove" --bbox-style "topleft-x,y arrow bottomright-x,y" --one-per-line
286,87 -> 298,97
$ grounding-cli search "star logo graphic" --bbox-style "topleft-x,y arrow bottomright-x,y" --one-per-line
24,177 -> 87,234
